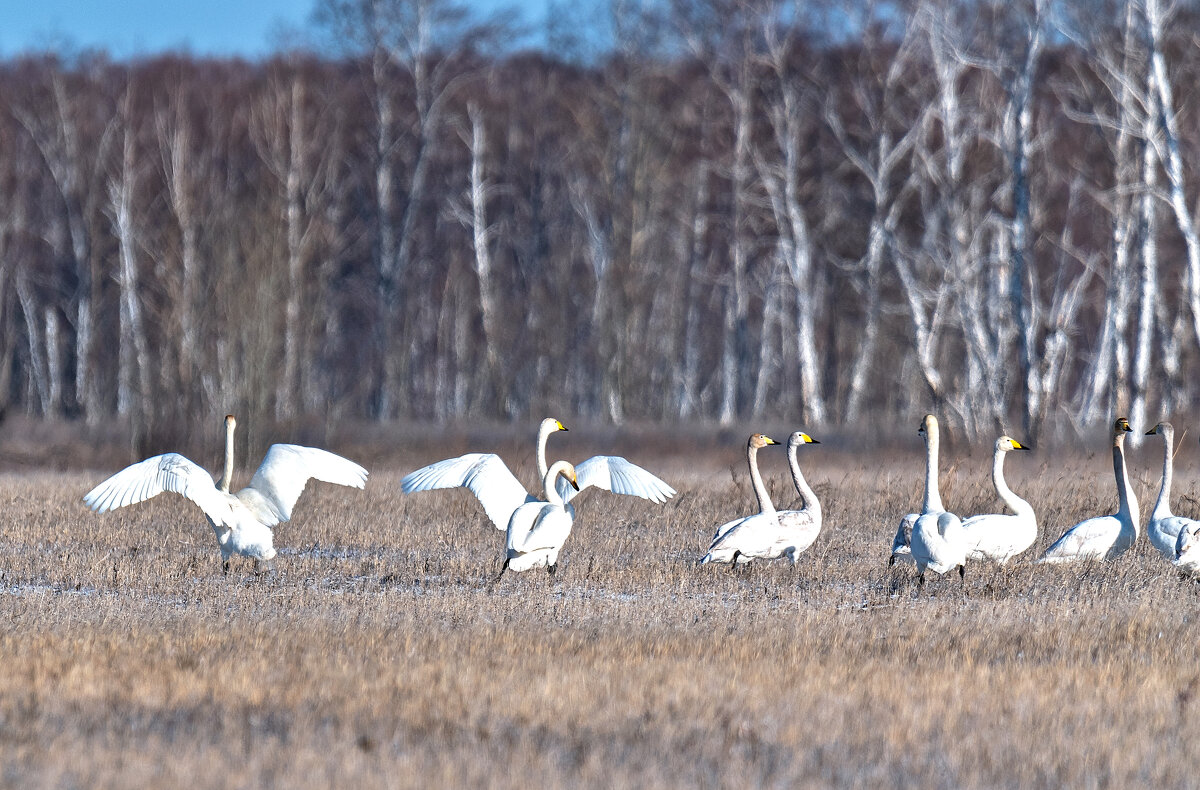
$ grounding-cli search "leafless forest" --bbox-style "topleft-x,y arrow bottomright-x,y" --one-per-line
2,0 -> 1200,452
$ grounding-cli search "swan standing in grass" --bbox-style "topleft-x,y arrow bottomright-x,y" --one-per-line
83,415 -> 368,574
400,418 -> 675,534
702,433 -> 781,564
1039,418 -> 1139,563
494,460 -> 580,581
960,436 -> 1037,564
889,414 -> 945,568
1145,422 -> 1199,560
906,415 -> 967,584
703,432 -> 822,565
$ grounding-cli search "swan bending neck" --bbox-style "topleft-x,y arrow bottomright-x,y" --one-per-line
788,444 -> 820,518
543,460 -> 573,506
992,448 -> 1030,517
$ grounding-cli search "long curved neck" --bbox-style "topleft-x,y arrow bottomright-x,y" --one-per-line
1153,432 -> 1174,517
543,460 -> 571,507
922,429 -> 944,513
992,448 -> 1030,517
536,421 -> 554,481
788,443 -> 821,518
748,445 -> 776,515
1113,439 -> 1138,530
219,420 -> 235,493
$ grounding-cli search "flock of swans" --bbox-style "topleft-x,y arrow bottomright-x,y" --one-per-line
78,413 -> 1200,583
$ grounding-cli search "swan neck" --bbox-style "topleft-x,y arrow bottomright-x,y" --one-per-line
922,428 -> 943,513
219,420 -> 235,493
788,443 -> 821,517
748,445 -> 776,515
536,421 -> 552,481
1154,433 -> 1174,516
1113,441 -> 1138,529
992,448 -> 1027,516
543,461 -> 571,506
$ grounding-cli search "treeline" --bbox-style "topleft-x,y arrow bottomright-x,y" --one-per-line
0,0 -> 1197,447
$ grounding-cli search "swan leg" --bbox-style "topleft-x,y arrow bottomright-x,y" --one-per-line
916,572 -> 925,587
547,563 -> 557,577
221,558 -> 231,576
729,550 -> 743,572
489,557 -> 511,590
888,555 -> 895,567
958,564 -> 966,583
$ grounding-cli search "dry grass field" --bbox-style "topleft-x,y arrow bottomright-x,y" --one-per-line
2,424 -> 1200,788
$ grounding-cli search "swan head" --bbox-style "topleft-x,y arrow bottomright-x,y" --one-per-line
225,414 -> 236,427
1145,421 -> 1173,437
1112,417 -> 1132,446
541,417 -> 568,434
788,431 -> 820,448
560,463 -> 580,491
749,433 -> 780,450
996,436 -> 1029,453
918,414 -> 939,440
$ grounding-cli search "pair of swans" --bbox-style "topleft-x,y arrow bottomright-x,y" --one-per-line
83,415 -> 369,573
400,418 -> 676,579
702,431 -> 822,565
889,415 -> 1038,582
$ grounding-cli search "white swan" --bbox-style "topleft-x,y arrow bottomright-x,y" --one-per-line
889,413 -> 945,567
1039,418 -> 1139,563
960,436 -> 1037,564
702,433 -> 779,564
1174,522 -> 1200,576
400,418 -> 675,532
704,432 -> 821,565
83,415 -> 368,573
495,460 -> 580,580
907,415 -> 967,583
1145,422 -> 1199,560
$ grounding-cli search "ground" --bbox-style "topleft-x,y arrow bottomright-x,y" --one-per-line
1,428 -> 1197,788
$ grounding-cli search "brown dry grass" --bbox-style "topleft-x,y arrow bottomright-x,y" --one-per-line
2,434 -> 1200,788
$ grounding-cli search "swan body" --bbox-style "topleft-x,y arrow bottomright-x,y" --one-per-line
400,418 -> 675,532
703,434 -> 781,564
1145,422 -> 1199,560
705,432 -> 822,564
1039,418 -> 1139,563
501,460 -> 580,574
83,415 -> 368,572
961,437 -> 1037,564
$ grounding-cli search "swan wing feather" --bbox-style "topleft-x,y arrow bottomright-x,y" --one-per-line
557,455 -> 676,503
83,453 -> 228,521
401,453 -> 531,531
243,444 -> 368,525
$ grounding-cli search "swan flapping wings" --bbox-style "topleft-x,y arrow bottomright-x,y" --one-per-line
400,453 -> 533,530
242,444 -> 369,525
83,452 -> 231,520
554,455 -> 677,503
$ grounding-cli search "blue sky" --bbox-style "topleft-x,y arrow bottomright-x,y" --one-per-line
0,0 -> 552,58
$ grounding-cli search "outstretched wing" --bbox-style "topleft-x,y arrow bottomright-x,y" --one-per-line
242,444 -> 369,526
556,455 -> 676,504
401,453 -> 532,531
83,453 -> 228,521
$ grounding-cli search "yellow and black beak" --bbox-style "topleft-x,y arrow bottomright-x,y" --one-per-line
556,420 -> 569,432
1145,427 -> 1158,436
802,434 -> 820,444
568,472 -> 580,491
765,436 -> 780,445
1012,439 -> 1030,451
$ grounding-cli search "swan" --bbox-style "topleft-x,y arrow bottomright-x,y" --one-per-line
889,413 -> 945,567
1039,418 -> 1139,563
702,433 -> 779,564
906,416 -> 966,583
494,460 -> 580,581
960,436 -> 1037,564
400,418 -> 675,532
703,432 -> 821,565
1145,422 -> 1200,560
1174,522 -> 1200,576
83,415 -> 368,573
